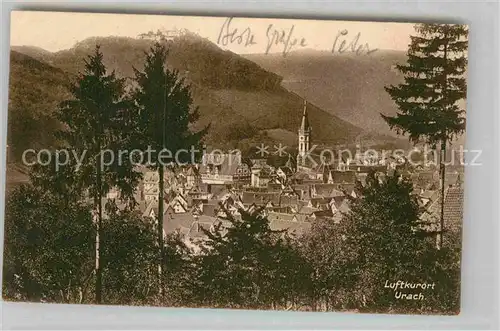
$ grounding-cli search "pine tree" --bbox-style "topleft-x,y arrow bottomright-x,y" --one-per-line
382,24 -> 468,248
56,45 -> 140,303
190,206 -> 309,309
132,42 -> 207,295
340,171 -> 457,313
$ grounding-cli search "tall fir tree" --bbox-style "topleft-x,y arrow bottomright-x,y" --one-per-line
56,45 -> 140,303
339,171 -> 459,313
132,41 -> 207,295
382,23 -> 468,248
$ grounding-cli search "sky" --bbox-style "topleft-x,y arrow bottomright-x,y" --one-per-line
10,11 -> 416,54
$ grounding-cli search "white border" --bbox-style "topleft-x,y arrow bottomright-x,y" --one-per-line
1,1 -> 499,330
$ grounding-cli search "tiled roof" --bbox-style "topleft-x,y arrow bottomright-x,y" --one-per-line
336,200 -> 351,214
280,195 -> 299,207
445,172 -> 462,187
268,206 -> 296,214
163,211 -> 195,235
242,191 -> 280,205
348,164 -> 386,174
331,195 -> 347,209
443,186 -> 464,227
298,205 -> 318,215
418,186 -> 464,232
200,153 -> 242,177
210,183 -> 227,194
187,219 -> 215,239
185,166 -> 198,176
337,183 -> 357,195
313,183 -> 334,196
356,173 -> 368,186
420,190 -> 438,200
267,212 -> 297,222
329,170 -> 357,184
144,171 -> 159,183
309,197 -> 331,208
142,200 -> 156,218
202,203 -> 219,217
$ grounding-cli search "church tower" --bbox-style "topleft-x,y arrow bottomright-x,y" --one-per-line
297,100 -> 311,167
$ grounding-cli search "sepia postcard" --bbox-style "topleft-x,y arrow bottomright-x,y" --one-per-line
3,11 -> 468,315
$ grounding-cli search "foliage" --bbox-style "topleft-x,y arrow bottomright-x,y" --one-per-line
52,45 -> 142,303
56,45 -> 141,205
100,204 -> 158,305
2,178 -> 166,306
132,41 -> 208,166
184,207 -> 310,310
337,171 -> 460,314
382,23 -> 468,146
2,182 -> 94,304
131,41 -> 209,296
300,217 -> 355,311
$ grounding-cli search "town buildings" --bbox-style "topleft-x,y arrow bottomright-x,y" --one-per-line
103,100 -> 464,252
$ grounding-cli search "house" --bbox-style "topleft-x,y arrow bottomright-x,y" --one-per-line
267,212 -> 299,223
201,202 -> 220,217
234,162 -> 252,183
276,166 -> 294,182
142,200 -> 169,220
184,166 -> 200,188
443,186 -> 464,232
308,197 -> 332,210
269,205 -> 296,215
241,190 -> 281,208
291,184 -> 312,201
142,170 -> 172,202
419,190 -> 438,207
348,164 -> 387,174
418,185 -> 464,247
326,170 -> 357,185
311,183 -> 344,198
163,206 -> 196,237
279,194 -> 300,208
199,152 -> 243,184
250,163 -> 273,187
169,195 -> 189,214
144,186 -> 160,202
330,196 -> 350,215
250,158 -> 268,167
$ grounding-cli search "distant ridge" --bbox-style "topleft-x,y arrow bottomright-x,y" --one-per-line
9,34 -> 404,167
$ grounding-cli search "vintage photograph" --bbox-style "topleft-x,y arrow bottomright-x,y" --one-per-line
4,11 -> 467,315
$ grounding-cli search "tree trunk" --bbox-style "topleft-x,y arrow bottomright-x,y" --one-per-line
158,70 -> 168,297
437,139 -> 447,250
158,165 -> 164,296
437,29 -> 450,250
95,148 -> 103,304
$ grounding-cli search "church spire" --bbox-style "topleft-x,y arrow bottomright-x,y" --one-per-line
297,99 -> 311,168
300,99 -> 310,132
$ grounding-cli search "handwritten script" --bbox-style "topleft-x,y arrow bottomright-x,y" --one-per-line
217,17 -> 378,57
